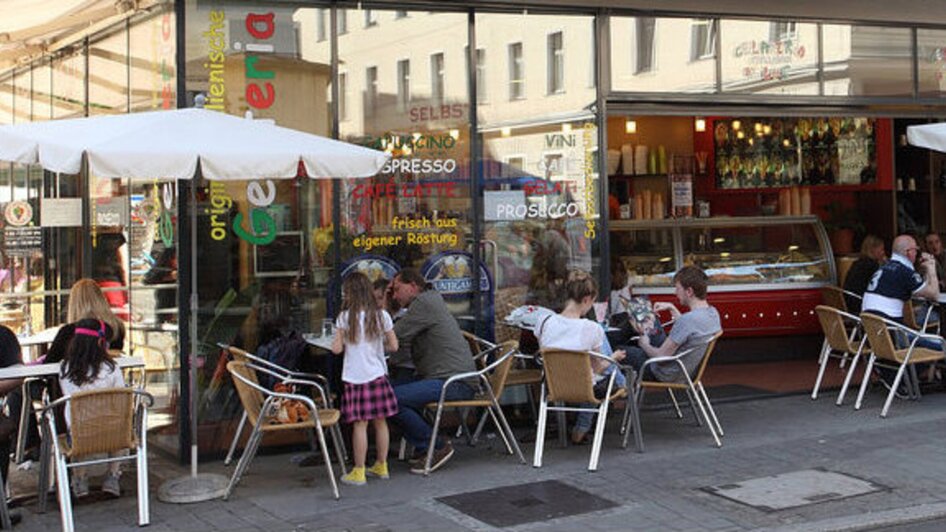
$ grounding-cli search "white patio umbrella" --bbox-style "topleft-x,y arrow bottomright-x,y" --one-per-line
0,108 -> 388,502
907,122 -> 946,153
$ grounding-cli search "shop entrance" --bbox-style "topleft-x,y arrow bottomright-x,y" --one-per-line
601,108 -> 944,398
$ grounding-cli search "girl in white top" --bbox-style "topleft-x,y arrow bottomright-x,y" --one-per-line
535,270 -> 626,444
59,318 -> 126,498
331,272 -> 399,486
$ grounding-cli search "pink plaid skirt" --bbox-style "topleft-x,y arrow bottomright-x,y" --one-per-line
341,376 -> 399,423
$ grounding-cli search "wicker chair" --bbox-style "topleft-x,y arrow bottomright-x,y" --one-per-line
630,332 -> 724,449
417,340 -> 525,475
903,299 -> 941,334
534,348 -> 627,471
225,361 -> 346,499
821,285 -> 861,313
221,344 -> 336,466
463,332 -> 542,430
813,305 -> 869,404
855,313 -> 946,417
40,388 -> 154,532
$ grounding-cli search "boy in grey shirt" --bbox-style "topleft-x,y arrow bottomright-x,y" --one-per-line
624,266 -> 722,382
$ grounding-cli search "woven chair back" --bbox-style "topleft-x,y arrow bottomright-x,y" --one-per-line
487,340 -> 519,396
539,349 -> 598,404
860,313 -> 899,362
227,346 -> 251,364
690,331 -> 723,384
227,360 -> 266,427
68,388 -> 135,458
462,332 -> 488,370
494,286 -> 528,344
902,300 -> 919,331
816,305 -> 857,353
821,286 -> 848,312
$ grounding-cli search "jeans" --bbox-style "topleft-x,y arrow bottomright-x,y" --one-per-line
574,328 -> 627,435
392,377 -> 474,451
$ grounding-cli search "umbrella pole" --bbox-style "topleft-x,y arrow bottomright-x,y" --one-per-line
158,176 -> 228,503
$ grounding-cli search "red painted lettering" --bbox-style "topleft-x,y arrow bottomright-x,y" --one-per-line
246,83 -> 275,109
245,13 -> 275,39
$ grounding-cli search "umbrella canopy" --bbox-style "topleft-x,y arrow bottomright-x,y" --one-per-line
907,122 -> 946,154
0,108 -> 388,180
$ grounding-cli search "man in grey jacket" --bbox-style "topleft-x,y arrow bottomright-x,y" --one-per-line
386,268 -> 475,474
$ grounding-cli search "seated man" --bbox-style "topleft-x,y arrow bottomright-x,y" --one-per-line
386,269 -> 475,474
624,266 -> 721,382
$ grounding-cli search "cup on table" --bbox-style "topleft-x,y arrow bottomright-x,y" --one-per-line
593,302 -> 608,325
321,319 -> 334,337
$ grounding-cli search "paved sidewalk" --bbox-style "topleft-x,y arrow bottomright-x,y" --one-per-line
14,387 -> 946,531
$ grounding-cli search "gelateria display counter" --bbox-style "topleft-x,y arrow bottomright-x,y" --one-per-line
609,215 -> 835,337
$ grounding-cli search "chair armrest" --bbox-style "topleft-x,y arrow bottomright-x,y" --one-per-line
247,363 -> 332,406
634,346 -> 701,379
842,289 -> 863,301
438,347 -> 517,403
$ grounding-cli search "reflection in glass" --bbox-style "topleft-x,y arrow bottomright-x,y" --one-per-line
720,20 -> 818,95
89,27 -> 129,115
918,29 -> 946,98
53,50 -> 86,119
611,17 -> 716,93
822,24 -> 912,97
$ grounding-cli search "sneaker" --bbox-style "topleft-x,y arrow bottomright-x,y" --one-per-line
366,461 -> 389,479
410,442 -> 454,475
341,466 -> 366,486
71,476 -> 89,499
102,472 -> 121,498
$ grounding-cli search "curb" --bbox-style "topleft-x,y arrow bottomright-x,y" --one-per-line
760,502 -> 946,532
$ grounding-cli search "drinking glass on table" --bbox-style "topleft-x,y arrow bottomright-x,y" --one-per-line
321,319 -> 334,337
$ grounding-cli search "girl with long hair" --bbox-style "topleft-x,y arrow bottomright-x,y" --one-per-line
47,279 -> 125,364
330,272 -> 399,486
59,318 -> 125,498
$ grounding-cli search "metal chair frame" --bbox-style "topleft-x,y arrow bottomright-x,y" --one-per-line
811,305 -> 869,404
855,313 -> 946,418
533,349 -> 625,471
225,361 -> 346,500
418,342 -> 526,475
39,388 -> 154,532
627,332 -> 724,449
219,343 -> 337,466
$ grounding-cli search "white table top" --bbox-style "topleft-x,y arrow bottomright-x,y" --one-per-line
938,294 -> 946,304
0,356 -> 145,380
303,333 -> 335,352
503,319 -> 621,333
17,326 -> 62,347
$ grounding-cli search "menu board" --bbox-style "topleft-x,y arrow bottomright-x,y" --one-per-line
714,117 -> 877,189
3,227 -> 42,257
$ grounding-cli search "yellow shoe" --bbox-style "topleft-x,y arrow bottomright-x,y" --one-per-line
341,466 -> 366,486
366,461 -> 389,479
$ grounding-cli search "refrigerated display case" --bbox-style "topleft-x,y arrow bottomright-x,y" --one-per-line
609,215 -> 835,337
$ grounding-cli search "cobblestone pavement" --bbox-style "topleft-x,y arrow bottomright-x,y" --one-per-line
14,386 -> 946,531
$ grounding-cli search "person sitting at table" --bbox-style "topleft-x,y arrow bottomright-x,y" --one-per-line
47,279 -> 125,364
924,231 -> 946,291
385,268 -> 475,474
843,235 -> 886,314
0,325 -> 24,526
534,270 -> 626,445
623,266 -> 721,383
59,318 -> 126,499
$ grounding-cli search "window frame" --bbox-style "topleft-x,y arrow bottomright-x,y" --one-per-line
635,17 -> 656,74
396,58 -> 411,111
690,18 -> 717,61
508,41 -> 525,101
547,30 -> 565,94
365,65 -> 378,117
430,51 -> 445,105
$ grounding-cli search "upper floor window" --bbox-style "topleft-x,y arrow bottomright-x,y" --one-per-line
338,72 -> 348,120
317,9 -> 327,42
364,9 -> 378,28
397,59 -> 411,111
395,11 -> 408,19
430,53 -> 445,105
338,9 -> 348,34
690,19 -> 717,61
509,42 -> 525,100
635,17 -> 656,73
771,21 -> 798,41
547,31 -> 565,94
365,66 -> 378,117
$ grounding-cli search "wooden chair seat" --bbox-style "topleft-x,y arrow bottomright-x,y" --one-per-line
889,348 -> 945,365
505,368 -> 543,386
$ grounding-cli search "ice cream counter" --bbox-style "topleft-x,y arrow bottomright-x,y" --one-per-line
609,215 -> 835,337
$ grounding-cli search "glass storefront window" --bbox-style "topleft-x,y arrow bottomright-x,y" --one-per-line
478,12 -> 599,330
52,48 -> 86,119
609,227 -> 676,288
14,69 -> 31,122
33,60 -> 53,121
337,8 -> 476,329
720,20 -> 819,95
89,27 -> 129,115
918,29 -> 946,98
0,75 -> 12,124
610,16 -> 717,93
130,9 -> 176,112
822,24 -> 913,97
